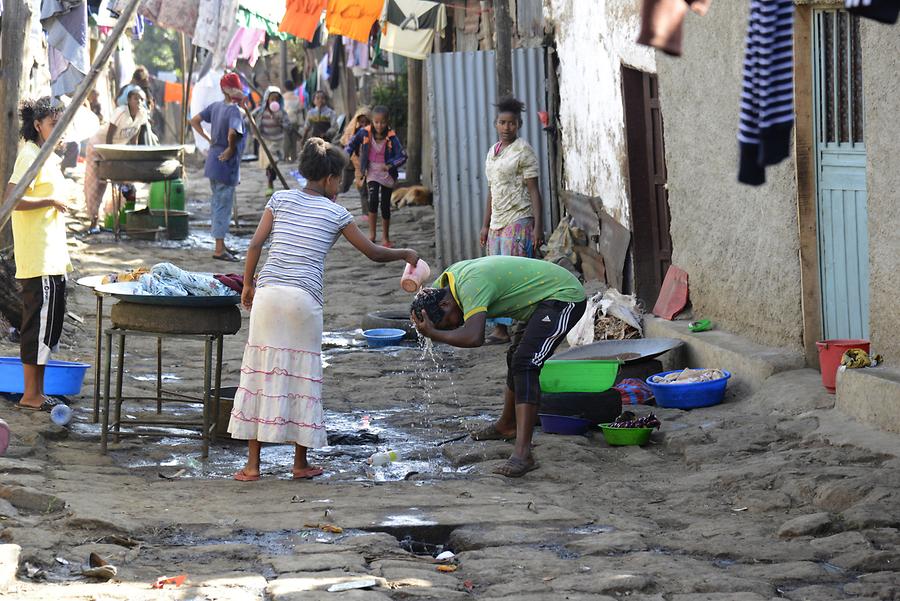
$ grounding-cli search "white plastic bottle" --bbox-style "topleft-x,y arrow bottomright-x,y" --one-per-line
367,450 -> 399,466
50,404 -> 73,426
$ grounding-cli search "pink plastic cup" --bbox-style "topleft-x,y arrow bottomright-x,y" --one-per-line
401,259 -> 431,293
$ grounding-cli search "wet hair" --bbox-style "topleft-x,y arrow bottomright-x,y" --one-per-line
495,96 -> 525,124
298,137 -> 347,181
411,287 -> 448,324
19,96 -> 63,143
285,79 -> 295,90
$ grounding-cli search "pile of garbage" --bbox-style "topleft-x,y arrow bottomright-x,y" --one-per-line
567,288 -> 644,347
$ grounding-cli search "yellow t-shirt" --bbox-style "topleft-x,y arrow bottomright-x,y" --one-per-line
9,141 -> 72,279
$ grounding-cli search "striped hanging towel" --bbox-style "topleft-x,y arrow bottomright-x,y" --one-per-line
737,0 -> 795,186
845,0 -> 900,24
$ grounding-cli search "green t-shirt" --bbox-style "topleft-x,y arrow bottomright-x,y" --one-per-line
434,256 -> 585,322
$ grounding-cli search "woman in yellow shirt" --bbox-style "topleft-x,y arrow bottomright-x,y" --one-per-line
2,97 -> 72,410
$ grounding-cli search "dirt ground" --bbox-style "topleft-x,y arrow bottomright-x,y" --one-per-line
1,162 -> 899,601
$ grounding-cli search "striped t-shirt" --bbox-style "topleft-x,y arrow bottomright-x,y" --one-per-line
256,190 -> 354,305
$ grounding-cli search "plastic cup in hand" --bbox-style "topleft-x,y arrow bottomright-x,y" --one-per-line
400,259 -> 431,293
50,404 -> 73,427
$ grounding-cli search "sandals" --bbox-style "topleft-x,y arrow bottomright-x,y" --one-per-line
292,466 -> 324,480
233,468 -> 260,481
471,424 -> 515,442
213,251 -> 240,262
493,456 -> 538,478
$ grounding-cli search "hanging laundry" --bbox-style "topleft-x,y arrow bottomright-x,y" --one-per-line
156,0 -> 200,37
136,0 -> 162,21
325,0 -> 384,44
329,37 -> 343,90
846,0 -> 899,24
381,0 -> 447,60
194,0 -> 240,53
163,81 -> 184,104
225,27 -> 266,67
42,0 -> 90,98
737,0 -> 795,186
316,54 -> 330,95
279,0 -> 326,42
237,0 -> 290,39
344,36 -> 370,70
636,0 -> 711,57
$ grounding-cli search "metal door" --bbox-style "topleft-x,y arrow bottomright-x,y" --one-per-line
427,48 -> 553,266
813,9 -> 869,340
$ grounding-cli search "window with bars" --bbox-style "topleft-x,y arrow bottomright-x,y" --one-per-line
814,10 -> 865,145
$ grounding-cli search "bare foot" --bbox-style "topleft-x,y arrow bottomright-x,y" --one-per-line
17,396 -> 43,410
292,466 -> 324,480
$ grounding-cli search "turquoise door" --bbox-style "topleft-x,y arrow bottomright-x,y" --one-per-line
813,10 -> 869,340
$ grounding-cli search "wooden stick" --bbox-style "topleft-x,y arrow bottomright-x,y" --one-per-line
0,0 -> 142,229
241,105 -> 290,190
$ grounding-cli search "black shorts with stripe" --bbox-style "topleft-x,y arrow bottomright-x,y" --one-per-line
506,298 -> 587,404
20,275 -> 67,365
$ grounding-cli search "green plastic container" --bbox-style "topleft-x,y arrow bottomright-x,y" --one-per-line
149,179 -> 185,211
103,201 -> 134,229
599,424 -> 654,446
539,359 -> 620,393
165,210 -> 189,240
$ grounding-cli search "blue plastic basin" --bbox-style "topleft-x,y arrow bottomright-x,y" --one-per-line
363,328 -> 407,348
646,369 -> 731,409
538,413 -> 592,435
0,357 -> 90,396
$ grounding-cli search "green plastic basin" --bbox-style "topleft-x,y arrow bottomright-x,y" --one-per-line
539,359 -> 620,393
599,424 -> 653,446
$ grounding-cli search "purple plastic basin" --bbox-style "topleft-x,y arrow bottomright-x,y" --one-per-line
539,413 -> 591,435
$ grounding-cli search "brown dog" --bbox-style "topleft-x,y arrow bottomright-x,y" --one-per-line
391,185 -> 433,208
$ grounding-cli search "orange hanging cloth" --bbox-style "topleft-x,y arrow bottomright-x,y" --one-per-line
164,81 -> 184,104
279,0 -> 327,41
325,0 -> 384,44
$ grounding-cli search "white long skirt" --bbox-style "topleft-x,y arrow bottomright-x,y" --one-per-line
227,285 -> 327,447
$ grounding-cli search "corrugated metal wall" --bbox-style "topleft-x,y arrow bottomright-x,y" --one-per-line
426,47 -> 553,268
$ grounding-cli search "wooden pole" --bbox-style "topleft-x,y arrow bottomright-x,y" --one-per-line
406,59 -> 423,185
0,0 -> 143,229
242,105 -> 290,190
0,0 -> 32,250
494,0 -> 513,98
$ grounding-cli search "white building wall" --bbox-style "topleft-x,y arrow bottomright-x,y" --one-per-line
543,0 -> 655,227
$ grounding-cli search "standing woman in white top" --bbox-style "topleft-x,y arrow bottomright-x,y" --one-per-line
479,96 -> 544,345
83,87 -> 151,233
228,138 -> 420,482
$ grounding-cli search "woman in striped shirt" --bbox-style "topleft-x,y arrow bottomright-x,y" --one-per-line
228,138 -> 420,481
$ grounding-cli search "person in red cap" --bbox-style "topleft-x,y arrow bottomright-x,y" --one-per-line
190,72 -> 247,261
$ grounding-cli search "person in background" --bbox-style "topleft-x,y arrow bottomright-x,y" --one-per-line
345,105 -> 406,247
83,87 -> 151,234
252,86 -> 291,196
117,66 -> 154,111
2,97 -> 72,410
410,256 -> 586,477
302,90 -> 335,142
479,96 -> 544,345
228,137 -> 419,481
339,105 -> 371,220
282,80 -> 302,162
189,72 -> 247,262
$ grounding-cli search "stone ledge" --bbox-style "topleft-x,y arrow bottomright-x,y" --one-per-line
835,365 -> 900,435
644,317 -> 806,399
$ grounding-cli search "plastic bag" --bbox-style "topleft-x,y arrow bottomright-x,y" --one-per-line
566,291 -> 603,347
135,273 -> 188,296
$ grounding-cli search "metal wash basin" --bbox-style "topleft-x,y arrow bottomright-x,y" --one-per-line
552,338 -> 684,364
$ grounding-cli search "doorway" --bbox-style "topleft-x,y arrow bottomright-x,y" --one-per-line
622,67 -> 672,308
812,9 -> 869,340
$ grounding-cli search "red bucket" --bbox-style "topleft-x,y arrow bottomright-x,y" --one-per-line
816,339 -> 870,393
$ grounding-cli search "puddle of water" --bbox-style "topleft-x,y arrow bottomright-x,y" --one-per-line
537,543 -> 579,560
130,373 -> 180,382
713,559 -> 736,568
568,524 -> 617,535
818,561 -> 845,575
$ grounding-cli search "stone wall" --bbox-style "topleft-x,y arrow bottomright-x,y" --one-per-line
654,1 -> 805,352
542,0 -> 655,227
861,19 -> 900,360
